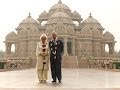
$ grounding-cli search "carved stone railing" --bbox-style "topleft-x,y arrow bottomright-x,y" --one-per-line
0,57 -> 34,71
88,57 -> 120,69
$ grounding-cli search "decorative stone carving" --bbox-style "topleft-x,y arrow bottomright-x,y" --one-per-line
4,0 -> 116,68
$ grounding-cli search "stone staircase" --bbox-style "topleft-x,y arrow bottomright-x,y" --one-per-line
62,56 -> 89,68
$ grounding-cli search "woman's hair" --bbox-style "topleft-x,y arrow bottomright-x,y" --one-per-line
40,34 -> 48,42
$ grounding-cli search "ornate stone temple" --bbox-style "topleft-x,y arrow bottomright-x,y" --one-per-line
4,0 -> 116,68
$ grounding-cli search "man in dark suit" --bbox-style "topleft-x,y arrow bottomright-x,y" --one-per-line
49,31 -> 63,83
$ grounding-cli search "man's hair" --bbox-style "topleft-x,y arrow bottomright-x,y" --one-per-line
51,31 -> 57,36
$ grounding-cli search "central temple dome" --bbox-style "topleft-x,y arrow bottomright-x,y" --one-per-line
47,12 -> 73,24
49,0 -> 71,13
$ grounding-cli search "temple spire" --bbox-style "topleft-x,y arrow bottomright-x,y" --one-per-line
58,0 -> 62,4
89,12 -> 92,18
28,12 -> 31,18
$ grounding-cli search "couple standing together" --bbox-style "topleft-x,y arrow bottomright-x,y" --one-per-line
36,31 -> 63,83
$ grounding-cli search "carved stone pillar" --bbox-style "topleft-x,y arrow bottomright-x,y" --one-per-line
64,37 -> 68,56
72,38 -> 75,56
19,41 -> 27,57
109,43 -> 115,54
39,20 -> 42,26
5,43 -> 8,54
93,41 -> 100,57
101,43 -> 105,56
15,43 -> 19,56
78,20 -> 81,26
109,44 -> 112,54
112,42 -> 115,54
8,43 -> 12,54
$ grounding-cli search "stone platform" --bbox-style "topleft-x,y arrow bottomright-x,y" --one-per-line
0,68 -> 120,90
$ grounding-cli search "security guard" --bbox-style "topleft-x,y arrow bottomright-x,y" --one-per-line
49,31 -> 63,83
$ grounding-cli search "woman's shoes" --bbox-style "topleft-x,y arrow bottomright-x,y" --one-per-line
39,80 -> 43,83
39,80 -> 46,83
43,80 -> 46,83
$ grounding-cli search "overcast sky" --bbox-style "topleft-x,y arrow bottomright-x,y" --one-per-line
0,0 -> 120,52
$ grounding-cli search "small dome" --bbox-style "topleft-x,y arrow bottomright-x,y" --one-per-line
49,0 -> 71,12
20,13 -> 38,24
82,13 -> 99,24
6,32 -> 18,41
48,12 -> 73,24
103,31 -> 114,37
6,32 -> 17,38
103,31 -> 114,40
39,11 -> 48,17
72,11 -> 81,18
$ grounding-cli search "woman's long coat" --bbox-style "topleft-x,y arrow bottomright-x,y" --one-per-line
36,42 -> 49,70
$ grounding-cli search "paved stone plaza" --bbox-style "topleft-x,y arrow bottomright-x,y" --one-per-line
0,68 -> 120,90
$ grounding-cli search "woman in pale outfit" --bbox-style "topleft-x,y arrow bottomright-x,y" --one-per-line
36,34 -> 49,83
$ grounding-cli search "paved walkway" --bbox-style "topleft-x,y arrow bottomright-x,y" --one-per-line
0,68 -> 120,90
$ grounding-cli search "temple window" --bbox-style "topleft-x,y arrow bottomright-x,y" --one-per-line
73,21 -> 79,26
11,44 -> 15,53
41,21 -> 47,26
105,44 -> 109,53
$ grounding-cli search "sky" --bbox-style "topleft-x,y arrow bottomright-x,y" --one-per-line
0,0 -> 120,52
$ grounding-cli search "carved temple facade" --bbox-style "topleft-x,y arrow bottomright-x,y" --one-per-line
4,0 -> 116,68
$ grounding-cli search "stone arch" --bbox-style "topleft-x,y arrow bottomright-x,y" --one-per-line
5,42 -> 19,57
104,43 -> 115,55
105,44 -> 109,53
41,21 -> 47,26
73,21 -> 79,26
11,44 -> 15,53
